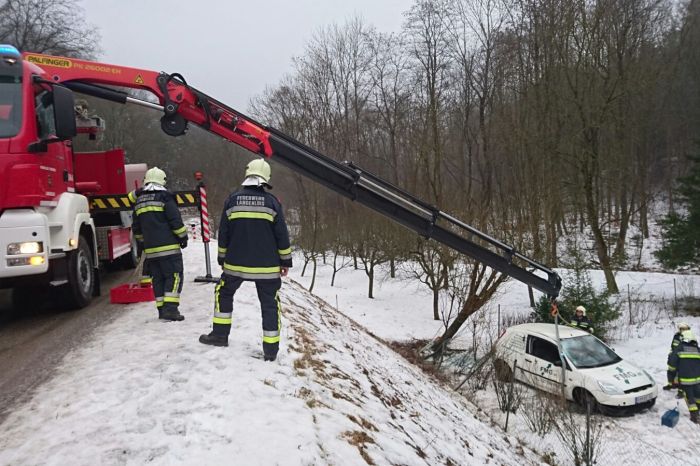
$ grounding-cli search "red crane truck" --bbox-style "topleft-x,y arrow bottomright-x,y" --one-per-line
0,44 -> 561,310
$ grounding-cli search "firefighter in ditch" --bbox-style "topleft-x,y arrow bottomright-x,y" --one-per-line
199,158 -> 293,361
130,167 -> 188,321
569,305 -> 593,333
667,330 -> 700,424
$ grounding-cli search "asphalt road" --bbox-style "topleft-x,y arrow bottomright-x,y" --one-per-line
0,269 -> 134,426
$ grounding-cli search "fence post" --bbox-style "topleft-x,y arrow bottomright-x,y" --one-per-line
193,171 -> 218,284
497,304 -> 501,335
628,283 -> 632,325
674,278 -> 678,312
505,359 -> 517,432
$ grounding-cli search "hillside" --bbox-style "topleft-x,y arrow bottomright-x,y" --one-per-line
0,244 -> 539,466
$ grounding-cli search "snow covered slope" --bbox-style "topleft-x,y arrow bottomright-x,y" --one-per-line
0,244 -> 539,466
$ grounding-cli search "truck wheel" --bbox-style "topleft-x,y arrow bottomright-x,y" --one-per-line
119,232 -> 140,270
59,236 -> 95,309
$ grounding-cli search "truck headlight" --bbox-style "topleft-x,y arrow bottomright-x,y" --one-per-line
598,380 -> 623,395
7,241 -> 43,255
7,256 -> 44,266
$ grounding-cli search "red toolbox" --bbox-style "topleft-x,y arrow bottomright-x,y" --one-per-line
110,283 -> 155,304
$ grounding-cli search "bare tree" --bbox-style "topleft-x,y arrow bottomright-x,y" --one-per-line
405,239 -> 455,320
0,0 -> 100,58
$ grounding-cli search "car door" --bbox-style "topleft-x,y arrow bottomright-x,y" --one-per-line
523,335 -> 565,394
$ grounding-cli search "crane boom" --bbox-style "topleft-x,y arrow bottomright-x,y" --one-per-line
22,52 -> 561,297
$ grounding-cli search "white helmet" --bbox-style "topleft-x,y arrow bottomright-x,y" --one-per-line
242,158 -> 271,187
144,167 -> 167,186
682,330 -> 696,343
679,322 -> 691,332
575,305 -> 586,316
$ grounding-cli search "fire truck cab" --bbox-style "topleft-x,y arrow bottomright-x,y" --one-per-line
0,45 -> 137,309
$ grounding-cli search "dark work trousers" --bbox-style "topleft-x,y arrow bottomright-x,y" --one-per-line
140,258 -> 152,285
149,254 -> 184,315
684,384 -> 700,415
213,275 -> 282,357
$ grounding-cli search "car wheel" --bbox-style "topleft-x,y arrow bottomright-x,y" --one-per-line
574,388 -> 598,413
494,359 -> 513,382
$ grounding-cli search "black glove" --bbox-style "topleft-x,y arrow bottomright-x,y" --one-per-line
179,238 -> 188,249
217,257 -> 224,266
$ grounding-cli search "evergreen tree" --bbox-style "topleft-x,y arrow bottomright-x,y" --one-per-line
532,250 -> 619,341
656,152 -> 700,268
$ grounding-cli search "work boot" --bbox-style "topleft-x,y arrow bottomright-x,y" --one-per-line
160,309 -> 185,321
691,411 -> 699,424
264,353 -> 277,362
199,332 -> 228,347
677,390 -> 685,399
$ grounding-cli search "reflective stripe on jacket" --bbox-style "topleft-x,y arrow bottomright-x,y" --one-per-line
668,341 -> 700,386
131,188 -> 186,259
218,186 -> 292,280
671,332 -> 682,351
569,316 -> 592,333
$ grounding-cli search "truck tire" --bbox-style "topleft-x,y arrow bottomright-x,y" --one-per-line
59,235 -> 95,309
119,232 -> 140,270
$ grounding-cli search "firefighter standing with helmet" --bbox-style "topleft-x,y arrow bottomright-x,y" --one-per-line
199,158 -> 293,362
130,167 -> 188,321
667,330 -> 700,424
569,305 -> 593,333
671,323 -> 691,352
664,322 -> 692,397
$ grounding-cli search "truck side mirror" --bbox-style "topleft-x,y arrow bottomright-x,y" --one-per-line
52,85 -> 77,140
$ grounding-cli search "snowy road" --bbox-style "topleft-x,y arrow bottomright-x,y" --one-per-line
0,269 -> 133,425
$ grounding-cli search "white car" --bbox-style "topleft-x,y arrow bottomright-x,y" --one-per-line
494,323 -> 657,415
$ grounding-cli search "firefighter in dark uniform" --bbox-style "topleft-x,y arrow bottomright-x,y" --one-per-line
130,167 -> 188,321
667,330 -> 700,424
569,305 -> 593,333
664,322 -> 691,396
671,323 -> 691,353
199,159 -> 292,361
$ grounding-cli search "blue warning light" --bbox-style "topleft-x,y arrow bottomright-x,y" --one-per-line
0,45 -> 21,58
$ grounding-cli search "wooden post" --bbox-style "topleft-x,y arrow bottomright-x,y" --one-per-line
505,360 -> 517,432
628,283 -> 632,325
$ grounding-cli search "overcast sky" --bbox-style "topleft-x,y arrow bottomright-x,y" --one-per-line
81,0 -> 414,112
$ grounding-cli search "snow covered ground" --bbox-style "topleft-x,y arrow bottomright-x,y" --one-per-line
291,253 -> 700,465
0,242 -> 540,466
2,237 -> 700,465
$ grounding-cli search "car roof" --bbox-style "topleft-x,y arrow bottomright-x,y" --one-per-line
506,323 -> 589,340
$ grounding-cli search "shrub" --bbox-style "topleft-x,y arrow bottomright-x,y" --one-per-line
532,253 -> 620,341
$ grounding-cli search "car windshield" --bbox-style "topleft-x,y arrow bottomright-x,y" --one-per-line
0,76 -> 22,138
561,334 -> 622,369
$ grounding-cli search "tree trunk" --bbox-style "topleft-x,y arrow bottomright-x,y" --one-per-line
301,256 -> 309,277
308,257 -> 317,293
433,288 -> 439,321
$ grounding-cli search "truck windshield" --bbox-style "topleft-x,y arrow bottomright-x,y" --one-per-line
561,334 -> 622,369
0,76 -> 22,138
